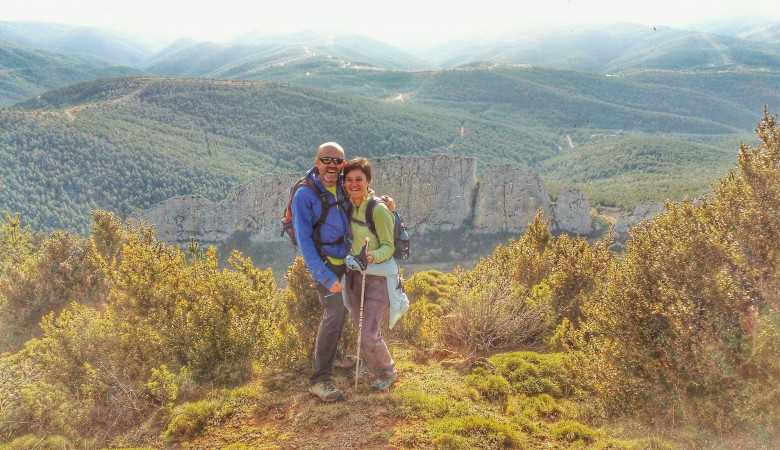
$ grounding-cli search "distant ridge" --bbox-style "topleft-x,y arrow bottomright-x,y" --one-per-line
0,39 -> 144,106
415,23 -> 780,73
0,21 -> 160,66
140,31 -> 428,78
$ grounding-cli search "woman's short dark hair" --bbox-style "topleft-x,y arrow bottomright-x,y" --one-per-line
343,157 -> 372,182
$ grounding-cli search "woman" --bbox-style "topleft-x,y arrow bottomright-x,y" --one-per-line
342,157 -> 399,391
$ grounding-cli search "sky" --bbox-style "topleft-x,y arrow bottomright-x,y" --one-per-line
2,0 -> 777,47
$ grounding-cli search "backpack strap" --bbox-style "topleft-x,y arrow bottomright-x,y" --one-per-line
293,177 -> 348,258
349,197 -> 381,237
365,198 -> 379,237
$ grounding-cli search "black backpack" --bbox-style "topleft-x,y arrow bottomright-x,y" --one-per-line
281,175 -> 347,254
349,197 -> 411,260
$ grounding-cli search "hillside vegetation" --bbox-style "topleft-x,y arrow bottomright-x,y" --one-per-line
1,76 -> 736,234
0,110 -> 777,448
2,77 -> 564,233
2,74 -> 756,233
216,58 -> 780,133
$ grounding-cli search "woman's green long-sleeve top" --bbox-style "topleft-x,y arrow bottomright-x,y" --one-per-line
349,190 -> 395,264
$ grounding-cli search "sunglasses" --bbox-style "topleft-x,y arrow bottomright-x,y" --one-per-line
318,157 -> 344,165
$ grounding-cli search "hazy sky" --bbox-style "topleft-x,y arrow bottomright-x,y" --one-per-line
2,0 -> 775,47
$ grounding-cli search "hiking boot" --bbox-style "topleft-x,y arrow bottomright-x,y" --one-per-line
309,379 -> 344,402
371,372 -> 398,391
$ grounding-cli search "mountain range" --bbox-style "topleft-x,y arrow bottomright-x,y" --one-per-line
1,19 -> 779,234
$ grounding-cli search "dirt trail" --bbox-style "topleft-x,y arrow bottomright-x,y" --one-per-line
186,368 -> 402,449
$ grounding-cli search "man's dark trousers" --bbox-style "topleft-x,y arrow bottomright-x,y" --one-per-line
310,261 -> 348,385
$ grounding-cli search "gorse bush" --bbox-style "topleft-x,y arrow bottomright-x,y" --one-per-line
0,211 -> 296,444
445,211 -> 612,355
404,270 -> 458,311
390,296 -> 443,347
0,213 -> 103,353
573,109 -> 780,431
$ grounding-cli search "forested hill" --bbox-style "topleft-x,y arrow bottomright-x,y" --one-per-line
0,40 -> 144,107
1,76 -> 748,234
223,59 -> 780,133
2,77 -> 562,233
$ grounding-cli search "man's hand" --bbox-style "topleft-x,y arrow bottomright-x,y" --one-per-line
380,195 -> 396,212
328,279 -> 343,294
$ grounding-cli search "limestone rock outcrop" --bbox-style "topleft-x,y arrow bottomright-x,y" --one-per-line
142,155 -> 607,244
552,187 -> 593,235
144,173 -> 300,244
473,165 -> 553,233
369,155 -> 478,232
144,155 -> 481,243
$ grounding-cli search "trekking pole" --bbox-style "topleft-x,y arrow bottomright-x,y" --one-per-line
355,237 -> 370,393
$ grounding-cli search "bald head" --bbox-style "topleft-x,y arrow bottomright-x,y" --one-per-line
317,142 -> 345,158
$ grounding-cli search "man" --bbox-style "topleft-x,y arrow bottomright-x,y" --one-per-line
291,142 -> 351,402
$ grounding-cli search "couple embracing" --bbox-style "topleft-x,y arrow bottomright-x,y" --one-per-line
290,141 -> 403,402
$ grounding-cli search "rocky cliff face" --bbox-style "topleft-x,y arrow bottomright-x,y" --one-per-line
142,155 -> 599,244
473,165 -> 553,233
368,155 -> 478,232
552,187 -> 594,235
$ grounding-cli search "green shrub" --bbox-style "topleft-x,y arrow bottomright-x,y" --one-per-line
146,365 -> 178,408
431,433 -> 467,449
164,400 -> 231,441
452,210 -> 612,352
0,212 -> 296,444
404,270 -> 458,311
281,256 -> 358,365
491,352 -> 574,398
280,256 -> 321,363
430,415 -> 524,448
509,413 -> 540,435
549,420 -> 598,443
465,369 -> 512,405
516,394 -> 563,419
389,296 -> 443,347
391,389 -> 465,419
0,221 -> 103,353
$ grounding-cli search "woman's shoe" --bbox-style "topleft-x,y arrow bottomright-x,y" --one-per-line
371,372 -> 398,391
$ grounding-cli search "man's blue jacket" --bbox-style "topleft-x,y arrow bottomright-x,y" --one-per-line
291,167 -> 350,289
